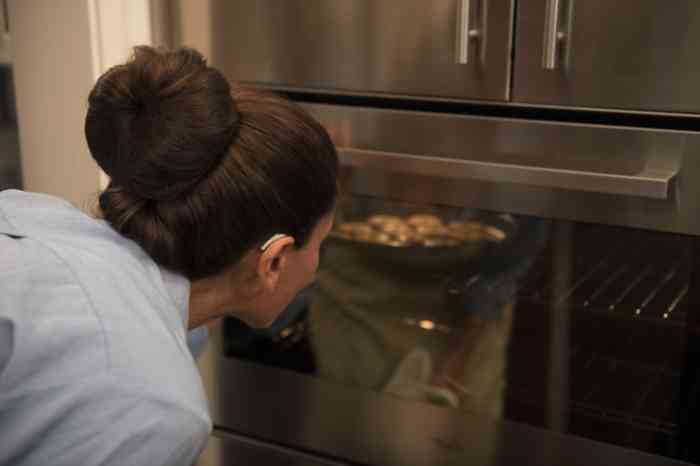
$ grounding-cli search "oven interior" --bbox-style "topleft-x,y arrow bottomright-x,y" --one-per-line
220,192 -> 699,461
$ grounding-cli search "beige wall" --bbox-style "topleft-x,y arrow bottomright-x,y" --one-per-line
169,0 -> 213,58
9,0 -> 100,210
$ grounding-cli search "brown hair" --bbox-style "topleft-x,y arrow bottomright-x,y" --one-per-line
85,46 -> 338,280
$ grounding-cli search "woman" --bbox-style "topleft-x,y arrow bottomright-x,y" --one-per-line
0,46 -> 338,465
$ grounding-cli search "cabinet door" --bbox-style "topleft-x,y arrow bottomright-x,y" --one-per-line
514,0 -> 700,113
202,0 -> 513,102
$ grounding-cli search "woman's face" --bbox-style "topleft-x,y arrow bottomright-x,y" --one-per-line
247,211 -> 334,327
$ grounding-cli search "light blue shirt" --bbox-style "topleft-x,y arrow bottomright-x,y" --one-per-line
0,190 -> 211,466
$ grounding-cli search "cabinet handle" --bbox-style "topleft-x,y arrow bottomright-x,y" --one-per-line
542,0 -> 564,70
455,0 -> 485,65
338,147 -> 677,200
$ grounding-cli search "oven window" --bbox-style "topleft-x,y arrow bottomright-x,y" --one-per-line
221,194 -> 699,460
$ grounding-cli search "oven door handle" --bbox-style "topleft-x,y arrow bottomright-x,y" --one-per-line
338,147 -> 677,200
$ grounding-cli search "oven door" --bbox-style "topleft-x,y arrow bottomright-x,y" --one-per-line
198,105 -> 700,466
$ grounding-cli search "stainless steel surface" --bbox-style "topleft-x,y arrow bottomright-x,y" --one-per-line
148,0 -> 174,49
455,0 -> 485,65
455,0 -> 471,64
174,0 -> 700,114
239,81 -> 700,120
515,0 -> 700,113
202,326 -> 692,466
175,4 -> 700,464
305,102 -> 700,235
198,433 -> 348,466
197,220 -> 699,463
195,0 -> 513,102
541,0 -> 562,70
339,147 -> 677,199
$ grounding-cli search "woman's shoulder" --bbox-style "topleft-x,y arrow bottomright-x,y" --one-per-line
0,360 -> 210,466
0,189 -> 158,279
0,188 -> 73,208
0,189 -> 116,239
0,190 -> 195,390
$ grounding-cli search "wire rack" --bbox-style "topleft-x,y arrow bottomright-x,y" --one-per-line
507,223 -> 692,445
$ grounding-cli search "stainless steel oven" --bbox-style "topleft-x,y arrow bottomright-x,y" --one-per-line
167,1 -> 700,464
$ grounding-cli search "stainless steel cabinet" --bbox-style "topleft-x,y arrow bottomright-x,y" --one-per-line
514,0 -> 700,113
206,0 -> 514,101
180,0 -> 700,114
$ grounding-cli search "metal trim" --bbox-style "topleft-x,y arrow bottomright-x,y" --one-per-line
339,147 -> 677,199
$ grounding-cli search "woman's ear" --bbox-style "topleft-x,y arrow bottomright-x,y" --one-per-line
255,235 -> 295,293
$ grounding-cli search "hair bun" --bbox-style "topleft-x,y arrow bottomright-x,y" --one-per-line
85,46 -> 239,201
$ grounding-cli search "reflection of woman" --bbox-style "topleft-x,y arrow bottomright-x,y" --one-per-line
0,47 -> 337,465
309,214 -> 548,417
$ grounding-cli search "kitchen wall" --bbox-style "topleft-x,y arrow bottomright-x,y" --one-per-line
169,0 -> 214,59
7,0 -> 155,210
9,0 -> 100,210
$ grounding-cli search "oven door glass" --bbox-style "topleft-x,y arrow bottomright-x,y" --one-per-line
220,193 -> 700,463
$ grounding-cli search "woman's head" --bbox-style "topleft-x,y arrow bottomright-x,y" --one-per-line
85,46 -> 338,325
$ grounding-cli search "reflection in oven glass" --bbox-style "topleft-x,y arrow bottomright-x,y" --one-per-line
509,222 -> 690,457
307,200 -> 540,420
222,195 -> 692,458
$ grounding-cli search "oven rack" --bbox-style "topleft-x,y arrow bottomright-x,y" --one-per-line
512,236 -> 690,327
506,352 -> 680,436
569,353 -> 679,427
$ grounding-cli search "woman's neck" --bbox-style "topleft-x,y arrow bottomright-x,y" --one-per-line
188,271 -> 261,329
188,274 -> 234,329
